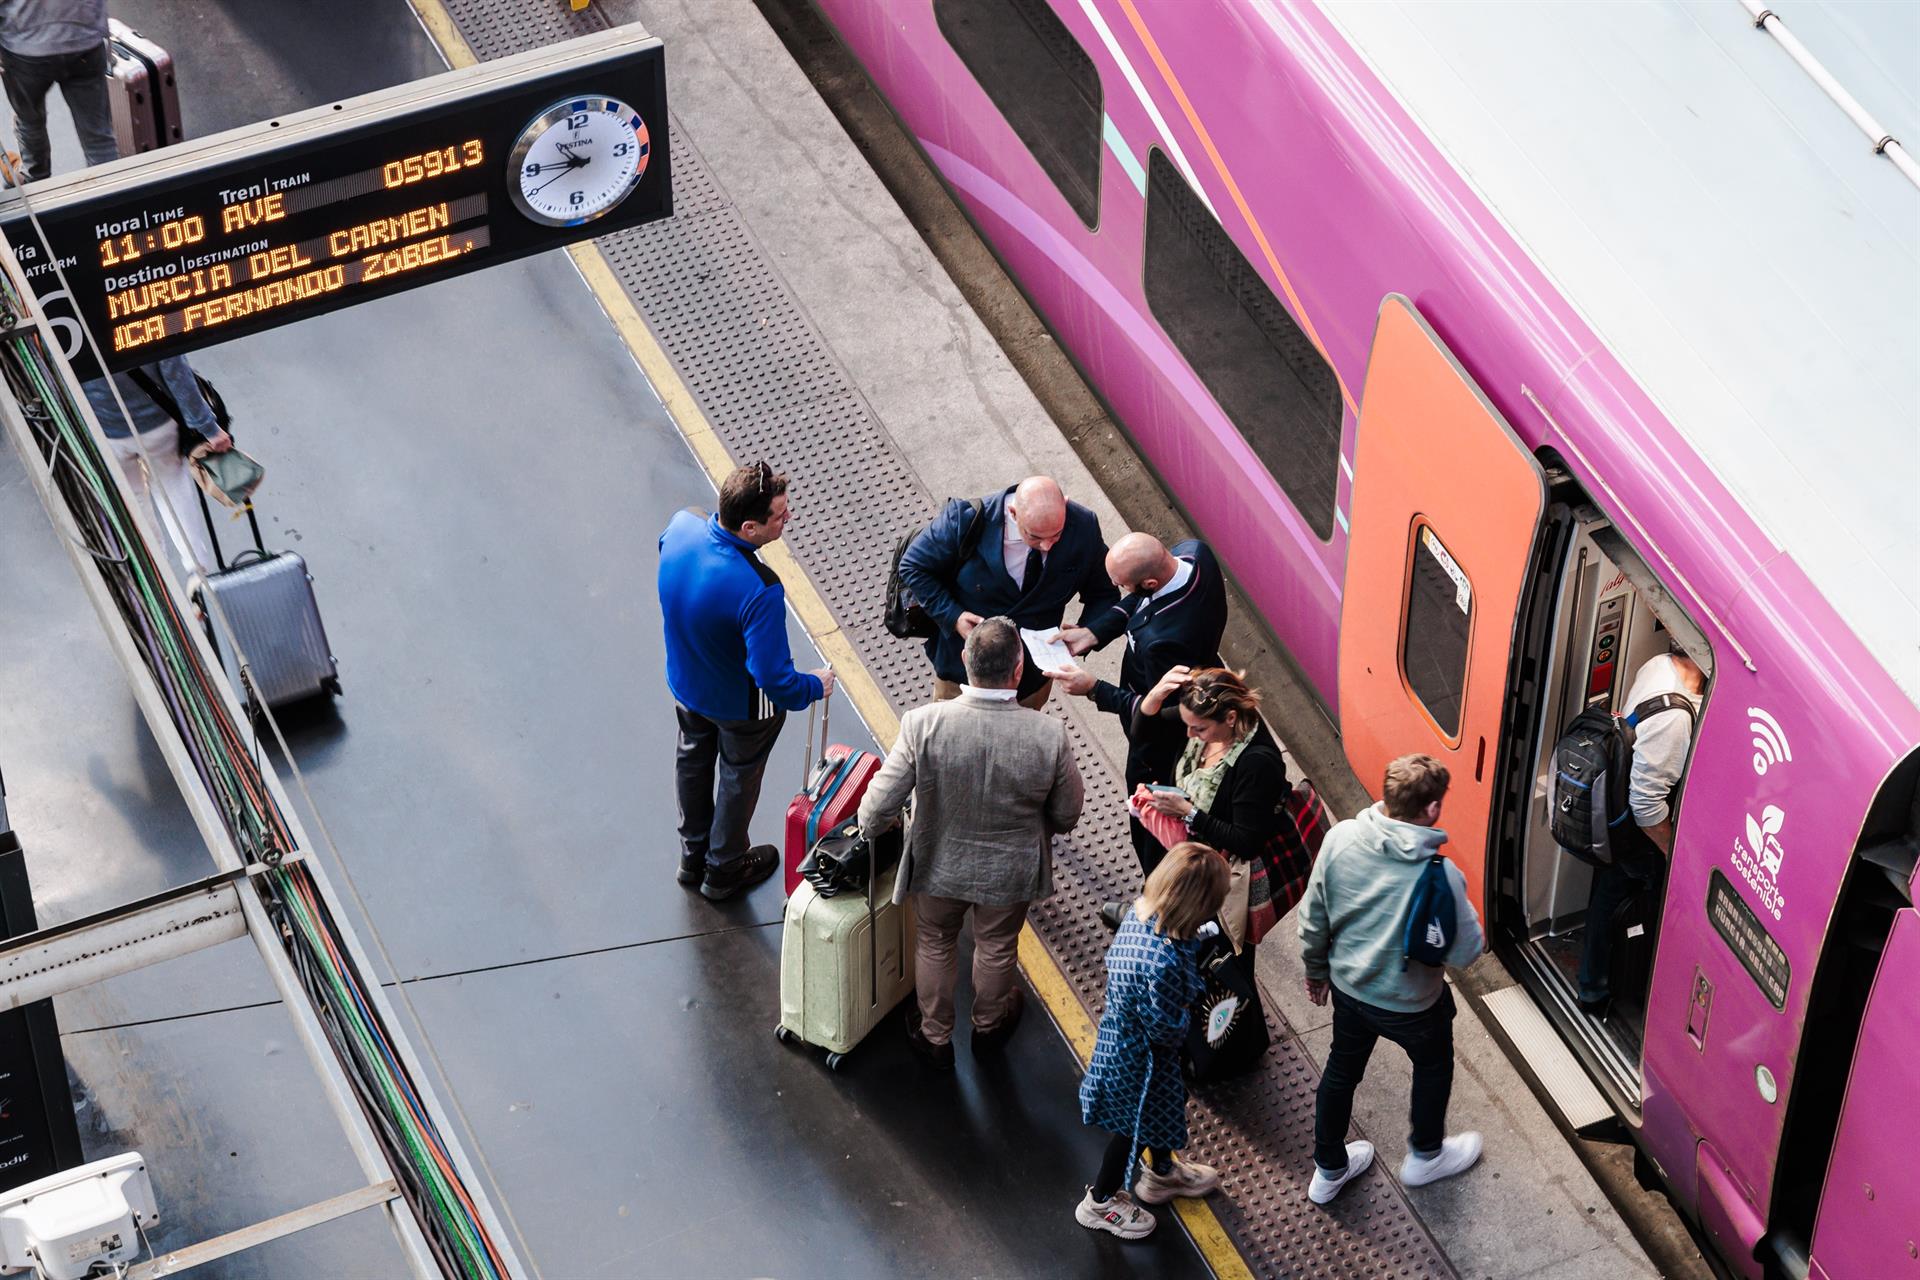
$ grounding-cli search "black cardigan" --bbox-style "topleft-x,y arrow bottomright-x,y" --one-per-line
1177,722 -> 1290,863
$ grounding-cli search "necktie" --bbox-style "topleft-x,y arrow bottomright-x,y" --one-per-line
1023,546 -> 1044,590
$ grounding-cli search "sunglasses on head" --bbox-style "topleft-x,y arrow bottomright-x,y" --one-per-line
753,460 -> 773,497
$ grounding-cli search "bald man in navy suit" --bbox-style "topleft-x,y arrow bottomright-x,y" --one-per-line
1052,532 -> 1228,898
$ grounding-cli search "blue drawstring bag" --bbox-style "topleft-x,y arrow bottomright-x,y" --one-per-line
1403,855 -> 1457,968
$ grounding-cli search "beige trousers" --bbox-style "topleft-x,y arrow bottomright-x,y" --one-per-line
912,894 -> 1030,1044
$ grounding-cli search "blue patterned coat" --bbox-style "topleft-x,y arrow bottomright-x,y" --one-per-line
1079,914 -> 1205,1152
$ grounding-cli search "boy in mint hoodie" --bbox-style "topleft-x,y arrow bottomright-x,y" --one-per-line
1298,754 -> 1485,1204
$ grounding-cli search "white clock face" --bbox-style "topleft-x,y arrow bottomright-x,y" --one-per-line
508,96 -> 651,227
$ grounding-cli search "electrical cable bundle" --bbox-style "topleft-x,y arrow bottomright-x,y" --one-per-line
0,267 -> 510,1280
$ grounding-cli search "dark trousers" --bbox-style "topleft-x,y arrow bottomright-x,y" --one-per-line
673,705 -> 783,872
1314,985 -> 1456,1171
1090,1129 -> 1170,1201
1,44 -> 120,183
1578,827 -> 1662,1002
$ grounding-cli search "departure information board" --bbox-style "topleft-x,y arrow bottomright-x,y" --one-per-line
0,29 -> 669,378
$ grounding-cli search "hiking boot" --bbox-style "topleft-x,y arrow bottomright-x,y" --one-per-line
676,851 -> 705,887
1134,1157 -> 1220,1204
699,845 -> 778,902
1075,1188 -> 1155,1240
1400,1133 -> 1483,1187
904,1003 -> 954,1071
971,988 -> 1025,1056
1307,1140 -> 1375,1205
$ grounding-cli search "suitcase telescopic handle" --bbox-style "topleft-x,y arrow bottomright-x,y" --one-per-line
801,679 -> 831,786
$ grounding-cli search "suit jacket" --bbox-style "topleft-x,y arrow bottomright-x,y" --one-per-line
1089,540 -> 1229,786
898,487 -> 1127,698
858,694 -> 1084,908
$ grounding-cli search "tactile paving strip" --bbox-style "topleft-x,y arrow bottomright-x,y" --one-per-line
443,4 -> 1456,1276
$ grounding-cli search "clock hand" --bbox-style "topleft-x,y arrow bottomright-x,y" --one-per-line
530,167 -> 576,196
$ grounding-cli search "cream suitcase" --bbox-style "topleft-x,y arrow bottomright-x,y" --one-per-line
776,862 -> 914,1070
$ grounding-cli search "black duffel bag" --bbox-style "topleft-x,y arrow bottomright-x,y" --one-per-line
799,818 -> 902,899
1183,930 -> 1271,1083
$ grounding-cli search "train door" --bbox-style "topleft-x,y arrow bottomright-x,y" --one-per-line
1337,294 -> 1545,913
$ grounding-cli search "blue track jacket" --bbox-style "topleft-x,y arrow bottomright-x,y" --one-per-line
658,510 -> 823,722
897,487 -> 1127,697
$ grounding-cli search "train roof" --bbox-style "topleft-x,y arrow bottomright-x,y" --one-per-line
1320,0 -> 1920,700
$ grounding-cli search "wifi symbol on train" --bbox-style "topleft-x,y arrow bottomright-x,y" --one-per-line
1748,708 -> 1792,776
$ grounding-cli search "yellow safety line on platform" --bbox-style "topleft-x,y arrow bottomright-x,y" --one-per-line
410,8 -> 1252,1275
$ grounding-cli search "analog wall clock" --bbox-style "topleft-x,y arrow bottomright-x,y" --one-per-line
508,96 -> 651,227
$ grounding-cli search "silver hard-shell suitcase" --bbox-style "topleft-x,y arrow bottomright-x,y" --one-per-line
104,38 -> 158,157
108,21 -> 182,148
197,495 -> 340,710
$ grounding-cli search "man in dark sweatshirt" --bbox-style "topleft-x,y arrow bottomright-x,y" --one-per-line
658,462 -> 832,901
1298,754 -> 1484,1205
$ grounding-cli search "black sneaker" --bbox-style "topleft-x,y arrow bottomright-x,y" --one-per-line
905,1003 -> 955,1071
699,845 -> 779,902
971,987 -> 1025,1056
677,851 -> 705,887
1100,901 -> 1127,931
1577,993 -> 1612,1019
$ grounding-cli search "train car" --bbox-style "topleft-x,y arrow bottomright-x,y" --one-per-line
808,1 -> 1920,1276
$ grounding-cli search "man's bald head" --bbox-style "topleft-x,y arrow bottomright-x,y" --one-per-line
1108,532 -> 1178,595
1008,476 -> 1067,551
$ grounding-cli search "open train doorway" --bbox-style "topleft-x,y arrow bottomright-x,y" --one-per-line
1490,483 -> 1714,1111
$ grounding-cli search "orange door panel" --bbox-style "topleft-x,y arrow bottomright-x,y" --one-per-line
1339,295 -> 1546,912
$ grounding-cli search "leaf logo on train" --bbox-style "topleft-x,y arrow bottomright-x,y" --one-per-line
1730,708 -> 1793,922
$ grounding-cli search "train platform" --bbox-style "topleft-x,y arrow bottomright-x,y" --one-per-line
0,0 -> 1672,1276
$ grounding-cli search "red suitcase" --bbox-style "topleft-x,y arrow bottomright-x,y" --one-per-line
784,697 -> 882,898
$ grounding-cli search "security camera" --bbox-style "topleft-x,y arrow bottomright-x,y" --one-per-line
0,1153 -> 157,1280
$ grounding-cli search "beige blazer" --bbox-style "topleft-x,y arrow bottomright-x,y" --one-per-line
858,693 -> 1083,908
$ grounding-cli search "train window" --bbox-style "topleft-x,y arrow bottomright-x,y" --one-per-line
934,0 -> 1102,229
1143,150 -> 1343,539
1401,523 -> 1472,738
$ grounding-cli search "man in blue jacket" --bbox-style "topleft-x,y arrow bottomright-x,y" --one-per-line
659,462 -> 833,901
898,476 -> 1126,708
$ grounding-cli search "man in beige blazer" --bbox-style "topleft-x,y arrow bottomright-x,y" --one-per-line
859,616 -> 1084,1068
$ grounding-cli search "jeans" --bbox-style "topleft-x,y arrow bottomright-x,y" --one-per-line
673,705 -> 783,872
1577,826 -> 1662,1003
1314,985 -> 1457,1171
1,44 -> 120,183
910,894 -> 1029,1044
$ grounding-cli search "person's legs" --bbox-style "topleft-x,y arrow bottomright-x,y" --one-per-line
932,678 -> 962,702
140,427 -> 217,573
706,713 -> 784,870
1313,988 -> 1380,1172
54,45 -> 119,169
1577,842 -> 1653,1004
1018,680 -> 1051,712
1090,1132 -> 1138,1201
673,706 -> 721,869
1,49 -> 58,183
912,894 -> 968,1045
967,900 -> 1029,1031
1373,987 -> 1458,1157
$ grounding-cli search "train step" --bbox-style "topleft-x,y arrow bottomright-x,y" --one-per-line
1481,985 -> 1614,1134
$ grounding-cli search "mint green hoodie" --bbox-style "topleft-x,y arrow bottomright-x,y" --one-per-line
1297,803 -> 1485,1012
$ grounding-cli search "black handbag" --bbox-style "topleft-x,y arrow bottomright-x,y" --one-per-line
883,498 -> 985,640
1183,930 -> 1271,1082
798,818 -> 902,899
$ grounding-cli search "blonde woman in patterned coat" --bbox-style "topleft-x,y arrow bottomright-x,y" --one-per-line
1075,843 -> 1229,1239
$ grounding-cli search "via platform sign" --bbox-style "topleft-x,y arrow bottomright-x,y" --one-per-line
0,27 -> 669,380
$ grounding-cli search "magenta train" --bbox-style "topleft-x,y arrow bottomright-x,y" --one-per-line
815,1 -> 1920,1276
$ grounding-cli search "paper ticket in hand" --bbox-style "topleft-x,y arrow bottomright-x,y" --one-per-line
1020,627 -> 1076,672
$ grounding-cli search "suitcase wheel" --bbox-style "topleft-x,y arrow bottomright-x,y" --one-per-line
824,1051 -> 848,1073
773,1024 -> 795,1046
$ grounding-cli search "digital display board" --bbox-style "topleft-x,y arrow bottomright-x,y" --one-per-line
0,29 -> 668,378
1707,870 -> 1789,1010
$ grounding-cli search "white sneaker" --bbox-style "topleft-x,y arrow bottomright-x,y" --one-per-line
1399,1132 -> 1483,1187
1076,1188 -> 1156,1239
1307,1140 -> 1374,1204
1134,1157 -> 1221,1204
